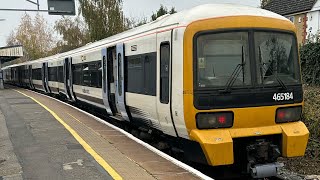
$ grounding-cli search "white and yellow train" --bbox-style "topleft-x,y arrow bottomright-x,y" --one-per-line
2,4 -> 309,178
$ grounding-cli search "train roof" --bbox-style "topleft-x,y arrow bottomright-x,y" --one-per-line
2,4 -> 290,68
62,4 -> 288,53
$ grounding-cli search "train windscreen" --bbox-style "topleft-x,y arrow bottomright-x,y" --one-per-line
195,31 -> 251,88
195,30 -> 300,90
254,32 -> 301,86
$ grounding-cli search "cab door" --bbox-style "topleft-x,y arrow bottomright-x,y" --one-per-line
102,48 -> 112,115
115,43 -> 130,121
156,31 -> 177,137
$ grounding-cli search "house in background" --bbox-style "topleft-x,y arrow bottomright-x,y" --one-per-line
263,0 -> 320,45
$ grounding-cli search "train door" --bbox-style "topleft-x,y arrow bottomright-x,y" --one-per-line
156,31 -> 177,137
18,66 -> 22,86
63,58 -> 71,99
42,63 -> 48,92
106,47 -> 118,115
68,58 -> 76,101
28,65 -> 33,89
101,48 -> 112,115
45,62 -> 51,93
115,43 -> 130,121
64,57 -> 76,101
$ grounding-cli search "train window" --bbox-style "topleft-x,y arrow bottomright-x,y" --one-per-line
82,64 -> 90,86
32,68 -> 42,80
254,31 -> 300,86
98,62 -> 102,88
73,64 -> 82,85
118,53 -> 122,96
160,43 -> 170,104
48,67 -> 58,82
77,61 -> 102,88
127,56 -> 143,94
57,66 -> 63,83
196,32 -> 250,88
89,62 -> 99,88
127,53 -> 156,96
144,54 -> 156,96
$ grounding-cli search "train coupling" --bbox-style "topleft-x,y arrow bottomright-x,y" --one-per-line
246,139 -> 283,178
250,162 -> 283,178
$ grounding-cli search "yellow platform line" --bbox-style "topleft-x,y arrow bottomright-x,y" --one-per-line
14,90 -> 122,180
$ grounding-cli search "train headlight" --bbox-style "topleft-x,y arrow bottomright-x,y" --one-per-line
276,106 -> 302,123
196,112 -> 233,129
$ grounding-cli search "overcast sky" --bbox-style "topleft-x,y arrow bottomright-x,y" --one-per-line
0,0 -> 260,47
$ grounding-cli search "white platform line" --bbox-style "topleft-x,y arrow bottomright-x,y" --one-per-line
25,89 -> 214,180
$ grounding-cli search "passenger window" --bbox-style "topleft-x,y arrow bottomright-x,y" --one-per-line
160,43 -> 170,104
73,64 -> 82,85
118,53 -> 122,96
98,62 -> 102,88
82,64 -> 89,86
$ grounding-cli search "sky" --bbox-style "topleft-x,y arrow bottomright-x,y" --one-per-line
0,0 -> 260,47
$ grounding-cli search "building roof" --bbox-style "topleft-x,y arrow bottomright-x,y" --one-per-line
263,0 -> 317,16
0,45 -> 24,63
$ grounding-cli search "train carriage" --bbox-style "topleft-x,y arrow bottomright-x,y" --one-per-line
2,4 -> 309,178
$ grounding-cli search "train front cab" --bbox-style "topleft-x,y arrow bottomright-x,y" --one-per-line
183,16 -> 309,177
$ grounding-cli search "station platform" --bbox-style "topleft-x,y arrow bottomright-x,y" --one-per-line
0,87 -> 204,180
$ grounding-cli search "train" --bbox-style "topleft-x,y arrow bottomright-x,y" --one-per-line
1,4 -> 309,178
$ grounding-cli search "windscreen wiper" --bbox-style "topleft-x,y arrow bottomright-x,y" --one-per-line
260,64 -> 287,90
258,47 -> 287,90
221,46 -> 245,93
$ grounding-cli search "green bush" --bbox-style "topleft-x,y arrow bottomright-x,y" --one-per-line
300,41 -> 320,85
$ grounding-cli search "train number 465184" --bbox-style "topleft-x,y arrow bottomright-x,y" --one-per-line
273,92 -> 294,101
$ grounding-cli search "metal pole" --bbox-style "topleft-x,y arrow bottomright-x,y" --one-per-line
0,8 -> 72,13
0,8 -> 49,12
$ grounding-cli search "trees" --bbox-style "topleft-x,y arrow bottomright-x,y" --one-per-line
6,3 -> 179,59
260,0 -> 271,8
78,0 -> 127,42
6,13 -> 55,60
54,16 -> 90,53
151,4 -> 177,21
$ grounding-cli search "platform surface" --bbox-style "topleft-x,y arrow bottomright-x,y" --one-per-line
0,88 -> 200,180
